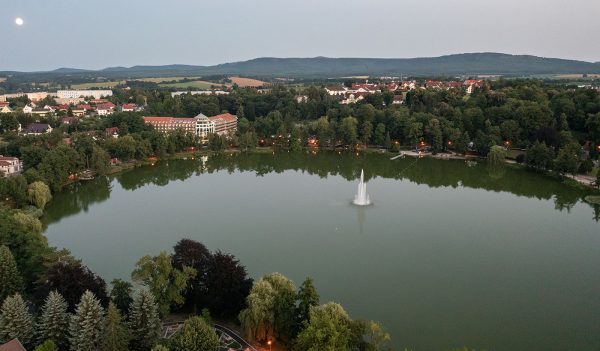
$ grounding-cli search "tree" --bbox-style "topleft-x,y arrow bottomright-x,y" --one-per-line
110,279 -> 133,315
290,127 -> 303,152
37,144 -> 83,192
526,141 -> 554,171
294,303 -> 353,351
360,121 -> 373,146
204,251 -> 252,319
36,257 -> 108,311
384,132 -> 392,150
171,316 -> 219,351
406,122 -> 423,148
455,131 -> 470,154
554,142 -> 582,175
101,302 -> 129,351
208,133 -> 225,151
150,345 -> 169,351
487,145 -> 507,167
426,119 -> 443,153
586,112 -> 600,144
34,340 -> 58,351
296,277 -> 319,328
131,251 -> 196,316
27,181 -> 52,209
128,288 -> 160,351
90,145 -> 111,176
238,131 -> 257,152
239,279 -> 275,343
338,117 -> 358,146
69,290 -> 105,351
0,294 -> 34,347
0,209 -> 50,287
38,291 -> 69,349
239,273 -> 295,344
172,239 -> 211,313
0,246 -> 23,303
364,320 -> 391,351
373,123 -> 386,147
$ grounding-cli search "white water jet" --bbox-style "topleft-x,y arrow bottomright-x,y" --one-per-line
353,169 -> 372,206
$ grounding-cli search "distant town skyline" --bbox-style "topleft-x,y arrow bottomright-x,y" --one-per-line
3,0 -> 600,71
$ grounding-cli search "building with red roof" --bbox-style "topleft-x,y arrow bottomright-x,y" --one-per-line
208,113 -> 238,135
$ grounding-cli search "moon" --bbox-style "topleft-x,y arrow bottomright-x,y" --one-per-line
15,17 -> 24,26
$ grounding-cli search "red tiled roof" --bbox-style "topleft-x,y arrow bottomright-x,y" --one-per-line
122,103 -> 137,109
96,103 -> 115,110
208,113 -> 237,123
0,339 -> 26,351
0,156 -> 19,161
0,102 -> 9,107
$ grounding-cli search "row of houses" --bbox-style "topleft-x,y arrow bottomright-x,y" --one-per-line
324,79 -> 486,104
1,100 -> 142,116
143,113 -> 238,139
0,89 -> 113,102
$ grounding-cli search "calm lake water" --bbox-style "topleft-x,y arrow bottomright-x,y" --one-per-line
43,152 -> 600,351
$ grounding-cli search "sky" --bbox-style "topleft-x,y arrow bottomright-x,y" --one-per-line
2,0 -> 600,71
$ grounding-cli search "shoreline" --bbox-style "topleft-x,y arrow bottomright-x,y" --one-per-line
93,147 -> 599,194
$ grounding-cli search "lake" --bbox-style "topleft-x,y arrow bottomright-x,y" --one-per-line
43,152 -> 600,351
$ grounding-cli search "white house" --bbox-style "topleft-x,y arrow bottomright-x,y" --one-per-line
22,103 -> 36,114
0,156 -> 22,176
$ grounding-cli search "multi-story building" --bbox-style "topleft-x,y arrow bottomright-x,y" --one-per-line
56,90 -> 113,99
0,156 -> 23,176
208,113 -> 238,135
143,116 -> 198,135
143,113 -> 237,138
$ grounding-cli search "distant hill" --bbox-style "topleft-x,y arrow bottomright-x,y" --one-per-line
4,53 -> 600,79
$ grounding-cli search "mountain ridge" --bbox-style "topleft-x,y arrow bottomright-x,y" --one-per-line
4,53 -> 600,78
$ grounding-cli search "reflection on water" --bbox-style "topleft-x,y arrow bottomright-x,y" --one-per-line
44,152 -> 597,227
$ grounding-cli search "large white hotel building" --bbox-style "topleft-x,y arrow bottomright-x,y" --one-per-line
143,113 -> 237,139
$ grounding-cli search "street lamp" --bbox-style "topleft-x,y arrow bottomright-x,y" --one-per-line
267,340 -> 272,351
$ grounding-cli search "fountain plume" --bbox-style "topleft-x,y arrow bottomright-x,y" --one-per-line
353,169 -> 371,206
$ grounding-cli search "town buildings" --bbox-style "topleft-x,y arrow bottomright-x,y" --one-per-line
0,156 -> 23,176
171,90 -> 230,98
56,90 -> 113,99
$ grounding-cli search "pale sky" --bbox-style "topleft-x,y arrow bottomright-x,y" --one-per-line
2,0 -> 600,71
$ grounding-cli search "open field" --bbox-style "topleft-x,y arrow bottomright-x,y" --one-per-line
135,76 -> 200,83
72,81 -> 125,89
0,77 -> 6,83
556,74 -> 600,79
228,76 -> 267,87
159,80 -> 226,89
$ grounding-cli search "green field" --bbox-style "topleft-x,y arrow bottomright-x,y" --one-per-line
72,81 -> 125,89
159,80 -> 224,89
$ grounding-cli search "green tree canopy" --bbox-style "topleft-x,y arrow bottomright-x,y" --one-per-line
0,294 -> 34,347
69,290 -> 105,351
171,316 -> 219,351
131,251 -> 196,316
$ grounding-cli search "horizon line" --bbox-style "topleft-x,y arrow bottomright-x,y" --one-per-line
2,52 -> 599,74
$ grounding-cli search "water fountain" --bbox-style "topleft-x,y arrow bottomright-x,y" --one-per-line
353,169 -> 372,206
